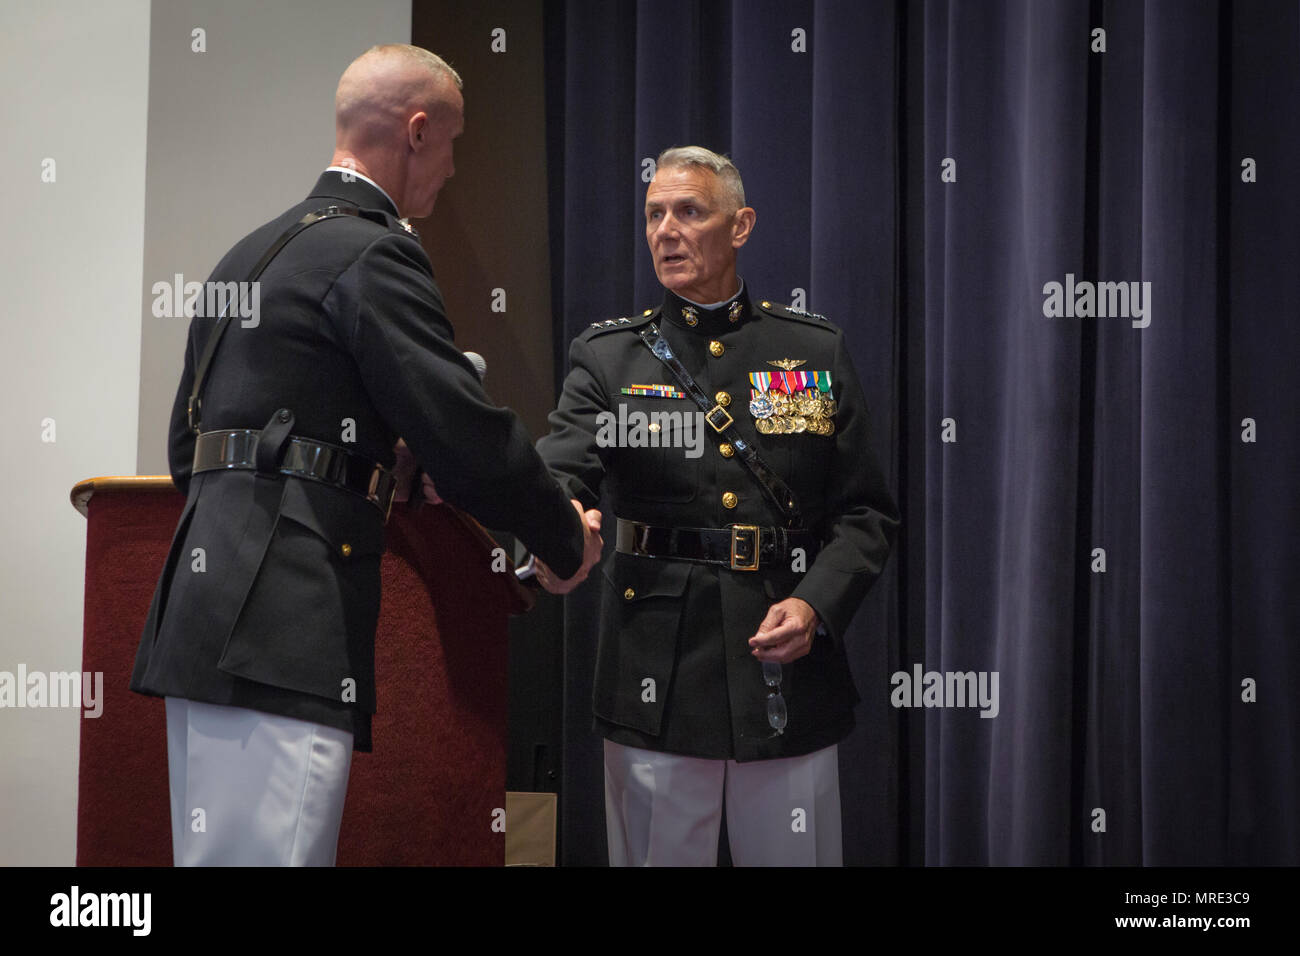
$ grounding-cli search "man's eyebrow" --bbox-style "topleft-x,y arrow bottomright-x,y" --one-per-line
645,195 -> 707,209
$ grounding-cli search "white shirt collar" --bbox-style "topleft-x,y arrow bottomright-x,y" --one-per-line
325,165 -> 400,215
678,277 -> 745,310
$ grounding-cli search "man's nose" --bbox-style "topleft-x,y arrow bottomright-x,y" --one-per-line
654,213 -> 678,239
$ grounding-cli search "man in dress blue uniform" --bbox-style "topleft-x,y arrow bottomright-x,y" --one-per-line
535,147 -> 898,865
131,44 -> 602,866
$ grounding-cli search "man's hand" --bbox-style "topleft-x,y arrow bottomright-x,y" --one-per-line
417,471 -> 442,505
748,597 -> 820,664
392,439 -> 444,505
391,439 -> 418,503
537,500 -> 603,594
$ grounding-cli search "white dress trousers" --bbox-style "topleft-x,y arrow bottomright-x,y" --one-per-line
165,697 -> 353,866
603,739 -> 842,866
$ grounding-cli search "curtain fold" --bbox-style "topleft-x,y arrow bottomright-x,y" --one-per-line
545,0 -> 1299,865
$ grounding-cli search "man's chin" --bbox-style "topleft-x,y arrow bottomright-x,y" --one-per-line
656,272 -> 697,294
407,194 -> 438,220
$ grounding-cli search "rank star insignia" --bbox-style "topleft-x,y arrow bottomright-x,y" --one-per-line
767,358 -> 806,370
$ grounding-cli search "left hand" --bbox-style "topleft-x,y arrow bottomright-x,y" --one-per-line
392,439 -> 444,505
748,597 -> 820,664
391,439 -> 418,503
418,471 -> 442,505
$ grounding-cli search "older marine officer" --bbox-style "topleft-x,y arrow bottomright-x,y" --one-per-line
535,146 -> 899,865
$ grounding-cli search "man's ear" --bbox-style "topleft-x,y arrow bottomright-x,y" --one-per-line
408,111 -> 429,149
732,206 -> 756,249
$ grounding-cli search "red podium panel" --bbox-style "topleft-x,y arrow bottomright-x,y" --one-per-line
72,476 -> 528,866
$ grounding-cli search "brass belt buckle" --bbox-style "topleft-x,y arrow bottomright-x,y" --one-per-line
730,524 -> 760,571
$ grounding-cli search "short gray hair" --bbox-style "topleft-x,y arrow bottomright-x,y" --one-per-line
655,146 -> 746,212
363,43 -> 463,90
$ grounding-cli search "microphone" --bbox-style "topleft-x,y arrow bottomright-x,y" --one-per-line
463,351 -> 487,381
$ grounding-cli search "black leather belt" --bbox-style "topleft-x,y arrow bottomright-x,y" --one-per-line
192,429 -> 397,518
615,518 -> 819,572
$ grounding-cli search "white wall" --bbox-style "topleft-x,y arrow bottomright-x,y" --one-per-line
137,0 -> 413,474
0,0 -> 410,865
0,0 -> 152,866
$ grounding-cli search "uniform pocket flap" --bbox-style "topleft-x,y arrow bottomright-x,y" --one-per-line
602,551 -> 692,601
277,478 -> 386,557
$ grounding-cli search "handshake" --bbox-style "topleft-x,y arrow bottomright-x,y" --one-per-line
535,500 -> 604,595
392,440 -> 603,595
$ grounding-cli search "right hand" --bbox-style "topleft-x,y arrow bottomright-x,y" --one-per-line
537,500 -> 603,594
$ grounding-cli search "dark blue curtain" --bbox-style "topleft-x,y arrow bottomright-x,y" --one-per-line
543,0 -> 1299,865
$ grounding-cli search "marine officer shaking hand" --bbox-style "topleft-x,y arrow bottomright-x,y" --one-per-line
131,44 -> 603,866
535,146 -> 899,866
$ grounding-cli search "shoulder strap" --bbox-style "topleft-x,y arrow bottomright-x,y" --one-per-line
637,322 -> 803,528
186,204 -> 381,433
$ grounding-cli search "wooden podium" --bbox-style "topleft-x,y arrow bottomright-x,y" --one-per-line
71,476 -> 531,866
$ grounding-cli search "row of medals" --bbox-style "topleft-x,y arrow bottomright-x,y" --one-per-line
749,390 -> 837,435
